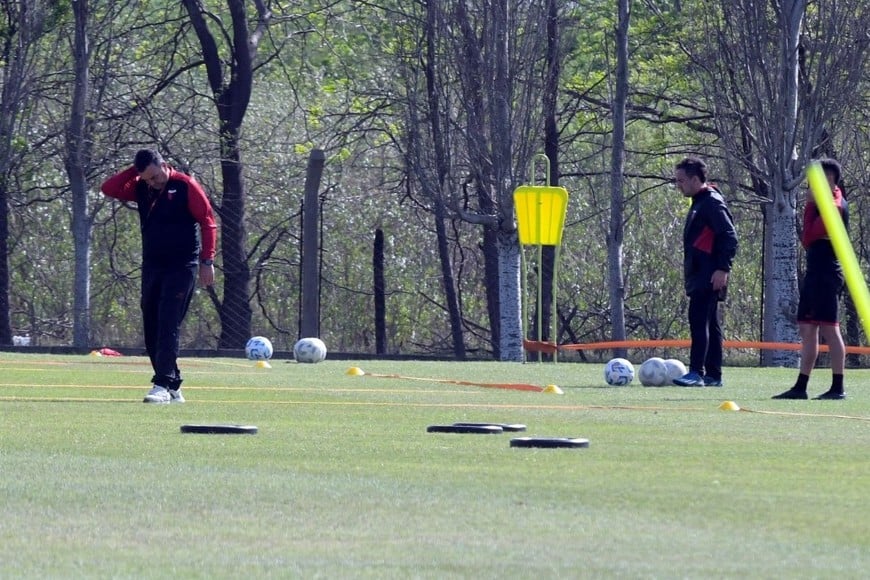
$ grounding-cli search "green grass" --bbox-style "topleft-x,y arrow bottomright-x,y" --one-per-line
1,353 -> 868,578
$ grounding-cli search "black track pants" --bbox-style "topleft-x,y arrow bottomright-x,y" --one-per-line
141,263 -> 197,388
687,288 -> 723,380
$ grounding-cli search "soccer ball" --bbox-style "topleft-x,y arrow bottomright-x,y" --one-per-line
293,337 -> 327,363
245,336 -> 273,360
663,359 -> 688,385
638,357 -> 669,386
604,357 -> 635,386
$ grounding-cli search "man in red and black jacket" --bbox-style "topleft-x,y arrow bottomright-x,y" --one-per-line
673,157 -> 738,387
774,158 -> 848,400
102,149 -> 217,404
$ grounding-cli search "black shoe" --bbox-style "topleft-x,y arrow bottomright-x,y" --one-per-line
813,389 -> 846,400
703,376 -> 723,387
673,371 -> 705,386
772,387 -> 808,400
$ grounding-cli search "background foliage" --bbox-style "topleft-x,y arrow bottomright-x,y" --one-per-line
1,0 -> 867,363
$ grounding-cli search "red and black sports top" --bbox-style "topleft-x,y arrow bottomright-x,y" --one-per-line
101,165 -> 217,267
802,186 -> 848,275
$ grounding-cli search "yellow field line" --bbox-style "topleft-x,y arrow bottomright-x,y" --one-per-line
0,358 -> 253,368
0,396 -> 705,411
2,395 -> 868,421
738,407 -> 870,421
0,383 -> 476,394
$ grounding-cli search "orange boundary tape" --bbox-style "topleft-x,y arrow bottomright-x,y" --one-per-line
524,338 -> 870,355
359,371 -> 544,392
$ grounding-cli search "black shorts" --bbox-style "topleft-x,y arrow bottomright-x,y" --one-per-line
796,272 -> 844,325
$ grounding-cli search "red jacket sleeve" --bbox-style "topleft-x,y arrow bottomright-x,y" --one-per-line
100,166 -> 139,202
173,170 -> 218,261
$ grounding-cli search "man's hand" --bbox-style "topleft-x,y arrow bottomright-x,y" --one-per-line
199,263 -> 215,287
711,269 -> 729,291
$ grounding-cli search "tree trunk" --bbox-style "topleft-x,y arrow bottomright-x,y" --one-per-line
300,149 -> 324,339
182,0 -> 269,348
0,0 -> 48,345
434,199 -> 466,359
452,3 -> 499,357
0,181 -> 9,345
497,229 -> 523,361
607,0 -> 630,359
844,293 -> 860,368
480,205 -> 501,359
490,0 -> 522,361
422,0 -> 465,359
217,131 -> 253,348
760,1 -> 804,367
373,228 -> 386,355
67,0 -> 91,349
539,0 -> 561,352
761,190 -> 800,366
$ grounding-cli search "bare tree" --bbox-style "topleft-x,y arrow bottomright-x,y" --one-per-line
538,0 -> 560,354
386,0 -> 555,360
0,0 -> 61,345
689,0 -> 869,365
451,0 -> 554,361
488,0 -> 524,360
408,1 -> 466,359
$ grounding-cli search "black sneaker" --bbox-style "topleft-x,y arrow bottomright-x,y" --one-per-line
813,389 -> 846,400
673,371 -> 705,387
703,376 -> 723,387
772,387 -> 808,400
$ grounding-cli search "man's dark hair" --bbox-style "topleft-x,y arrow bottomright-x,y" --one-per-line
675,157 -> 708,182
819,158 -> 842,187
134,148 -> 164,172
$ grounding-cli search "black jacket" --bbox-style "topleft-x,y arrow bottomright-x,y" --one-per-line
683,187 -> 738,295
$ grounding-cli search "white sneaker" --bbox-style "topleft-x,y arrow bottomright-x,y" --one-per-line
143,385 -> 171,404
169,389 -> 185,404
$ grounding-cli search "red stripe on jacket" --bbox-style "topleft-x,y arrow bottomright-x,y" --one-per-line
692,225 -> 714,254
802,186 -> 843,249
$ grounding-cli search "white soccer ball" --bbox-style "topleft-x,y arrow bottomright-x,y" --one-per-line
293,337 -> 327,363
604,357 -> 635,386
245,336 -> 273,360
663,359 -> 688,385
638,357 -> 669,386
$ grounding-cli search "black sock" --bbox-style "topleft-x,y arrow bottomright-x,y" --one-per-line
793,373 -> 809,393
831,374 -> 844,393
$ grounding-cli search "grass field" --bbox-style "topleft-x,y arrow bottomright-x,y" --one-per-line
1,352 -> 868,578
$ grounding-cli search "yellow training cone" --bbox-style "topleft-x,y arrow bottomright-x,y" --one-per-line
89,350 -> 102,357
719,401 -> 740,411
255,360 -> 272,369
346,366 -> 365,376
543,384 -> 564,395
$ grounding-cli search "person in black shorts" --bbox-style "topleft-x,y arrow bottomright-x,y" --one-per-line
773,159 -> 848,400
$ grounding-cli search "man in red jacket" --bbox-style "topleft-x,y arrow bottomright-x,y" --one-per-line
673,157 -> 738,387
773,158 -> 848,400
102,149 -> 217,403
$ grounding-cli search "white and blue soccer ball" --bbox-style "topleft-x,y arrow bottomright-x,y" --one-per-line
663,359 -> 688,385
604,357 -> 635,386
294,337 -> 327,363
639,357 -> 669,386
245,336 -> 274,360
